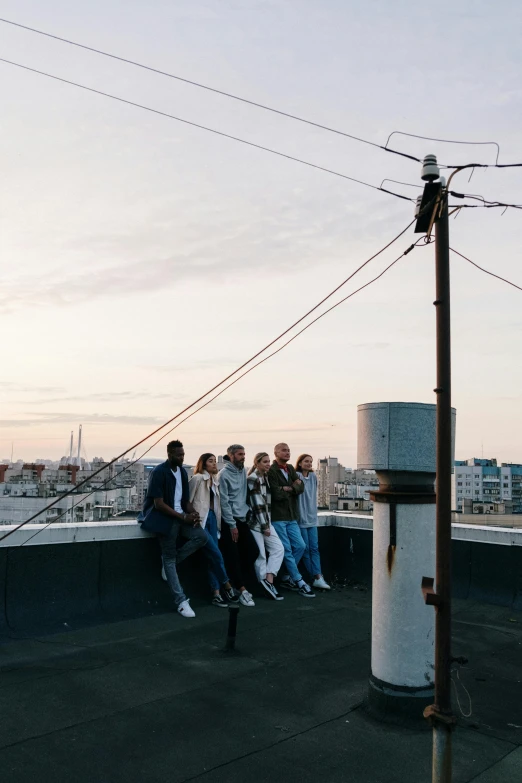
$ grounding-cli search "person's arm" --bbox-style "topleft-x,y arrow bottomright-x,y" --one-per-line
186,473 -> 201,521
248,479 -> 270,531
267,467 -> 291,501
188,474 -> 199,505
219,473 -> 236,529
153,496 -> 196,523
289,466 -> 305,495
149,470 -> 197,524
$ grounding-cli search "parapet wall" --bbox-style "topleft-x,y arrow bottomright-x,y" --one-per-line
0,516 -> 520,638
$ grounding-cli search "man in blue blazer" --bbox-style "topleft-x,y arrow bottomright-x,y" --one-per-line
139,440 -> 207,618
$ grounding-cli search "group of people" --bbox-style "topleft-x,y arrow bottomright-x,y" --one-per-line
139,440 -> 330,618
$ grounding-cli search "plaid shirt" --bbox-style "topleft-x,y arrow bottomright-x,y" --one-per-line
247,471 -> 271,532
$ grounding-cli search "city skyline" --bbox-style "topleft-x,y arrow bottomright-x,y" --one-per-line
2,2 -> 521,467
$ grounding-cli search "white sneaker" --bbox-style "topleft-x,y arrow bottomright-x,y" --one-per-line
239,590 -> 255,607
177,599 -> 196,618
313,576 -> 331,590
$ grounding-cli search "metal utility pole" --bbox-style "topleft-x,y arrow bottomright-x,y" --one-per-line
416,155 -> 456,783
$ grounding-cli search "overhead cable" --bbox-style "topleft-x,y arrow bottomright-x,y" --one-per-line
0,57 -> 414,203
0,17 -> 420,164
17,238 -> 426,547
2,20 -> 519,170
0,215 -> 421,544
450,248 -> 522,292
385,131 -> 501,165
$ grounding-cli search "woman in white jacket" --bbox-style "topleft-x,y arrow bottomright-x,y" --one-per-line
189,453 -> 237,607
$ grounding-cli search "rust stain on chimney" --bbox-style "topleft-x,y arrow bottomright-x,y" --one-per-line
386,545 -> 396,575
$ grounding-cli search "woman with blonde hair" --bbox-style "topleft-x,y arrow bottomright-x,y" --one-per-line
189,453 -> 239,607
247,452 -> 285,601
295,453 -> 331,590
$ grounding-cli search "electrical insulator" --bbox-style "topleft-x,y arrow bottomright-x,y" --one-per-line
421,154 -> 440,182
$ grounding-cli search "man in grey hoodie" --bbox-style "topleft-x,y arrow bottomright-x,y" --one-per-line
218,444 -> 256,607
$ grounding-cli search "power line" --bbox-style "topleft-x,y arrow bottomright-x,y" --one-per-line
0,17 -> 419,163
449,192 -> 522,211
450,248 -> 522,292
385,131 -> 501,165
0,216 -> 420,544
16,237 -> 425,547
3,19 -> 520,171
0,57 -> 414,203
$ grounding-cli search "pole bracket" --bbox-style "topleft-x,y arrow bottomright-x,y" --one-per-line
423,704 -> 457,729
421,576 -> 443,607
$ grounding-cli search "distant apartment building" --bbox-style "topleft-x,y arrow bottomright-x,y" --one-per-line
0,459 -> 138,525
452,458 -> 522,514
316,457 -> 377,511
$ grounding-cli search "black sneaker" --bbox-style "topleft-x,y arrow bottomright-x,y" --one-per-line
261,579 -> 284,601
212,594 -> 229,608
223,587 -> 240,603
298,582 -> 316,598
279,577 -> 299,591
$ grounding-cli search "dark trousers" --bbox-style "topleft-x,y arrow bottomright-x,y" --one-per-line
219,520 -> 257,590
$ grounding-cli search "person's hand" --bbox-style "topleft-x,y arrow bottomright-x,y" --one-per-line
293,479 -> 302,487
184,512 -> 199,525
231,527 -> 239,543
263,528 -> 271,537
283,486 -> 293,493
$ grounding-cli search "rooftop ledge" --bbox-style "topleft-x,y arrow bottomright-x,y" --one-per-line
1,512 -> 521,548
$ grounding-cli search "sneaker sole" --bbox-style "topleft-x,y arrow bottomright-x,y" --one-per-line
298,592 -> 316,598
260,581 -> 279,600
212,601 -> 229,608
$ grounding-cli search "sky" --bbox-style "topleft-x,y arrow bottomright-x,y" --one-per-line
1,0 -> 521,468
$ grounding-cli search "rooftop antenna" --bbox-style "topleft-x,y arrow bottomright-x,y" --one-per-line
77,424 -> 82,467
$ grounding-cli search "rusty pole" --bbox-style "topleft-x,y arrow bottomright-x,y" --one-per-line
430,184 -> 455,781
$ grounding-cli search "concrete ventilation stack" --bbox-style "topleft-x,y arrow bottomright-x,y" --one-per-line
357,402 -> 456,722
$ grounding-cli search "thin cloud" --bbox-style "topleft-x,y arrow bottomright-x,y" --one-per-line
17,391 -> 177,404
144,359 -> 240,373
1,412 -> 164,428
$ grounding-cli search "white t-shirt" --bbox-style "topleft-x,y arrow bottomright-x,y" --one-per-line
171,468 -> 183,514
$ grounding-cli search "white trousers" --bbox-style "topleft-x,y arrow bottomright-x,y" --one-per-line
250,528 -> 285,581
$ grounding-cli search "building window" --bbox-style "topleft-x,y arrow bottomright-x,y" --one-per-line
457,482 -> 462,486
465,482 -> 471,486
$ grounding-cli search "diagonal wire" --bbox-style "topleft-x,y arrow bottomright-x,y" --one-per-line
2,20 -> 520,171
0,17 -> 418,162
0,216 -> 420,544
0,58 -> 413,203
450,248 -> 522,292
16,237 -> 426,547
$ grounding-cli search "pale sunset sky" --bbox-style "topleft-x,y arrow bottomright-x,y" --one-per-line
1,1 -> 521,468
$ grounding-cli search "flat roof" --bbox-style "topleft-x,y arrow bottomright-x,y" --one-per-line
0,588 -> 520,782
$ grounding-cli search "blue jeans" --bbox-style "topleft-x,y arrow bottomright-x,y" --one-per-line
300,526 -> 321,577
271,521 -> 306,583
204,510 -> 229,592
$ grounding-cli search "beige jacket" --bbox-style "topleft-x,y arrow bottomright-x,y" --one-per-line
188,471 -> 221,530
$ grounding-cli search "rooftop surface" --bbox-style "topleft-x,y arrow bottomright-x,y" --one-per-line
1,586 -> 521,783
